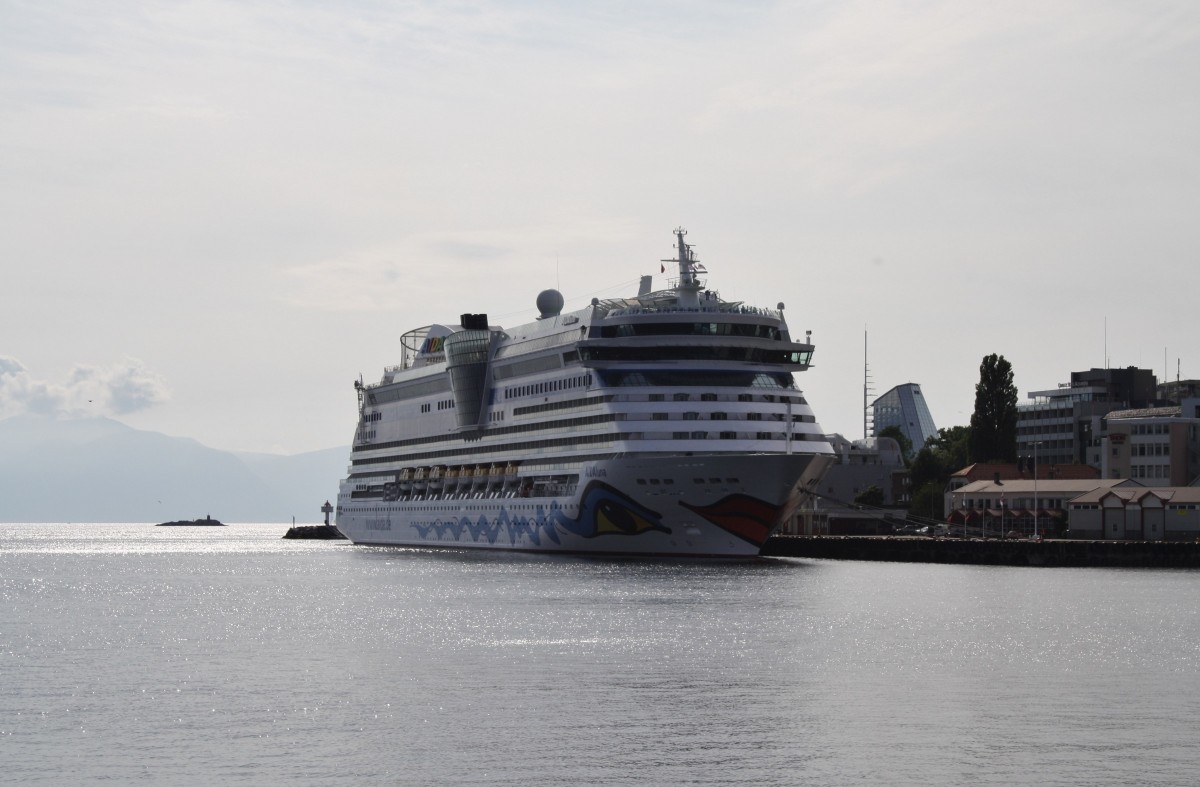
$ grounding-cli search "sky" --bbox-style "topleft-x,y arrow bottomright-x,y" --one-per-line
2,0 -> 1198,455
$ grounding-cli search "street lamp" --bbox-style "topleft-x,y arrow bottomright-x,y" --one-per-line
1032,441 -> 1042,540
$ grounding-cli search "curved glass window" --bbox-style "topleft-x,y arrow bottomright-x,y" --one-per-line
598,322 -> 781,340
580,346 -> 812,365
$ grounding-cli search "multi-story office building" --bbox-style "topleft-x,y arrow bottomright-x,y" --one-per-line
1101,401 -> 1200,485
1017,367 -> 1158,468
872,383 -> 937,452
1159,379 -> 1200,404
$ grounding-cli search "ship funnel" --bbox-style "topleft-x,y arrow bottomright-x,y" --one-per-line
445,316 -> 495,429
460,313 -> 489,330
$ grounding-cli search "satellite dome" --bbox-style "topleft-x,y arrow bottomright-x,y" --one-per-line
536,289 -> 565,319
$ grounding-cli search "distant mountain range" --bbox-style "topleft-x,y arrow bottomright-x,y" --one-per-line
0,415 -> 349,523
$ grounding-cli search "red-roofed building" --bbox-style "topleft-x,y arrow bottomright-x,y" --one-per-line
947,462 -> 1099,498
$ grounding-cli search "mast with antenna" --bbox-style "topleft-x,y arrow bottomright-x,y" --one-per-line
864,329 -> 874,440
662,227 -> 705,308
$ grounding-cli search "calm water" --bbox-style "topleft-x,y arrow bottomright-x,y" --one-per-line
2,524 -> 1198,786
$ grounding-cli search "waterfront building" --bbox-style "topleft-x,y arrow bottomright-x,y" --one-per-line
1017,367 -> 1158,468
821,433 -> 908,503
947,478 -> 1138,537
1068,486 -> 1200,540
786,434 -> 908,535
872,383 -> 937,452
1100,401 -> 1200,485
945,462 -> 1100,516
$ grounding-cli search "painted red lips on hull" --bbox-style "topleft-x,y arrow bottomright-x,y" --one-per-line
680,494 -> 783,547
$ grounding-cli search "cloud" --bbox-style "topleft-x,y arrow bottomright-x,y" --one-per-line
0,356 -> 170,418
278,218 -> 642,313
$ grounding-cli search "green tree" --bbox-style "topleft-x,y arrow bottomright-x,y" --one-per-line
906,425 -> 973,520
910,481 -> 944,521
969,354 -> 1018,463
927,425 -> 972,471
878,425 -> 913,463
908,446 -> 943,492
854,485 -> 885,507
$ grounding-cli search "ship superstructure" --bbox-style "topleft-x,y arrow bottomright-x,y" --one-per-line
336,229 -> 834,556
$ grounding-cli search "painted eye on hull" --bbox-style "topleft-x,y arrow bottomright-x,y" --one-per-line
554,482 -> 669,538
595,499 -> 660,535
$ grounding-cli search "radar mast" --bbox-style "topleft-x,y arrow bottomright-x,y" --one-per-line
663,227 -> 706,308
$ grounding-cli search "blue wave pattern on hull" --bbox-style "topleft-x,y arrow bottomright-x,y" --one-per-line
410,482 -> 668,547
412,503 -> 563,547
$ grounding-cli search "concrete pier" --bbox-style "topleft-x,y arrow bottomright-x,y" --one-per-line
762,536 -> 1200,568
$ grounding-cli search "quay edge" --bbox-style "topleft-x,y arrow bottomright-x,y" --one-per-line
762,536 -> 1200,568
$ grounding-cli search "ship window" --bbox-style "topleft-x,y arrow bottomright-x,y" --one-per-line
598,322 -> 781,340
598,370 -> 796,389
692,431 -> 708,439
674,393 -> 691,401
701,393 -> 717,401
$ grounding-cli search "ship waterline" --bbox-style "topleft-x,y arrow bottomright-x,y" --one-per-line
336,228 -> 834,556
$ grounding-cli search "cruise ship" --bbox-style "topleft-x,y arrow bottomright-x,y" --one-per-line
335,229 -> 834,556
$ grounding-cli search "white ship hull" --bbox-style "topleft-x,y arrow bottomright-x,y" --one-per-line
338,453 -> 831,557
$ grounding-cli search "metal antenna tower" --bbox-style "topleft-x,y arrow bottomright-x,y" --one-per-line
863,329 -> 874,440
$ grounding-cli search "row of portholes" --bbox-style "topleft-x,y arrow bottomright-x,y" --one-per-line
505,373 -> 593,400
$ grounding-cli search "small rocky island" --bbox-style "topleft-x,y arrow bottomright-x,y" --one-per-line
156,516 -> 225,527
